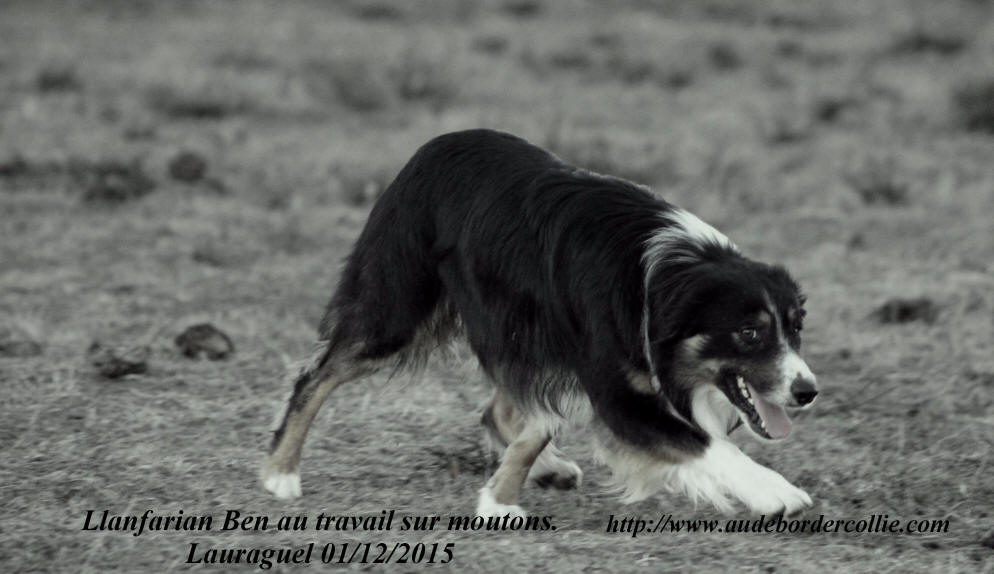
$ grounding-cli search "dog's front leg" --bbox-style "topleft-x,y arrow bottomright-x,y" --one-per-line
673,439 -> 812,516
476,424 -> 550,518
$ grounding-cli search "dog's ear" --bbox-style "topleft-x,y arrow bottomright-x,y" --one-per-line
643,289 -> 691,390
642,262 -> 715,398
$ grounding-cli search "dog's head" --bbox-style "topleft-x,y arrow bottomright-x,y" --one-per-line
644,238 -> 817,441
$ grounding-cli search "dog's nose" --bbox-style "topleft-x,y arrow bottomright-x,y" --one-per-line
790,377 -> 818,406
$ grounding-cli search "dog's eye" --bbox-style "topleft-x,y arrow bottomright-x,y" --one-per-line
739,326 -> 760,342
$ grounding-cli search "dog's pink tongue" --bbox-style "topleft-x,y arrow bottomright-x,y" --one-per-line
747,384 -> 792,439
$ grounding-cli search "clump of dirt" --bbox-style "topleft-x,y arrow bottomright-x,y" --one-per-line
890,26 -> 967,57
174,323 -> 234,360
0,326 -> 43,358
87,341 -> 149,378
0,155 -> 32,178
953,78 -> 994,134
0,155 -> 64,190
872,297 -> 939,324
168,151 -> 208,183
75,160 -> 156,203
35,64 -> 82,93
145,84 -> 251,120
980,531 -> 994,550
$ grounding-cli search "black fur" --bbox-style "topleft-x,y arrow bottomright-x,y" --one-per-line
317,129 -> 805,457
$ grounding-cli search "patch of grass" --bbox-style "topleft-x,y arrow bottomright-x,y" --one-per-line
753,108 -> 812,146
765,9 -> 836,31
73,159 -> 157,203
304,54 -> 457,113
842,157 -> 910,206
604,54 -> 694,90
589,31 -> 620,50
546,132 -> 677,188
544,49 -> 594,72
952,78 -> 994,134
303,60 -> 393,113
813,95 -> 859,124
890,28 -> 967,56
0,155 -> 34,179
872,297 -> 939,324
350,1 -> 407,22
332,164 -> 395,208
0,323 -> 43,358
471,34 -> 509,55
266,213 -> 318,256
121,122 -> 159,141
697,0 -> 758,25
501,0 -> 542,19
35,63 -> 82,93
0,155 -> 157,199
708,41 -> 743,71
211,50 -> 278,72
523,46 -> 694,90
145,84 -> 252,120
393,54 -> 459,111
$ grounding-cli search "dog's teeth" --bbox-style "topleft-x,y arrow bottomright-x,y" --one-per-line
747,396 -> 754,405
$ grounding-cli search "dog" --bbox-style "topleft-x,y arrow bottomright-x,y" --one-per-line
261,129 -> 818,517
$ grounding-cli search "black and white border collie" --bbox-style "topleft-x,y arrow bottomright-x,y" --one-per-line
262,129 -> 818,516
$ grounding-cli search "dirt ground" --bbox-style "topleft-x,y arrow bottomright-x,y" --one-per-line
1,0 -> 993,572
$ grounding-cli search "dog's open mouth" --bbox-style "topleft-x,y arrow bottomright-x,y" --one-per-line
720,372 -> 793,440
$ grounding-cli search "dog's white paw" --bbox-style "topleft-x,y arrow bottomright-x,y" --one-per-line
529,450 -> 583,490
475,487 -> 526,519
262,471 -> 302,500
738,469 -> 812,516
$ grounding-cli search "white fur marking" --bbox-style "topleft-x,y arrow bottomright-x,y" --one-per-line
520,388 -> 592,439
263,472 -> 302,499
475,487 -> 526,518
666,209 -> 734,249
598,386 -> 812,513
781,350 -> 815,387
690,385 -> 738,438
669,440 -> 812,515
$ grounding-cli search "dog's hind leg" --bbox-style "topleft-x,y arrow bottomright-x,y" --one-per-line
481,389 -> 583,492
261,343 -> 376,499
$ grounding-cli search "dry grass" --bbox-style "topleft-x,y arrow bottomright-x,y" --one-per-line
2,0 -> 994,572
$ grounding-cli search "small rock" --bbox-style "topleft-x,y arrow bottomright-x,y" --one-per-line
168,151 -> 208,183
88,341 -> 149,378
175,323 -> 234,360
872,297 -> 939,324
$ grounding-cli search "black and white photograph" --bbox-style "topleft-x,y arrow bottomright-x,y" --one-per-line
2,0 -> 993,571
